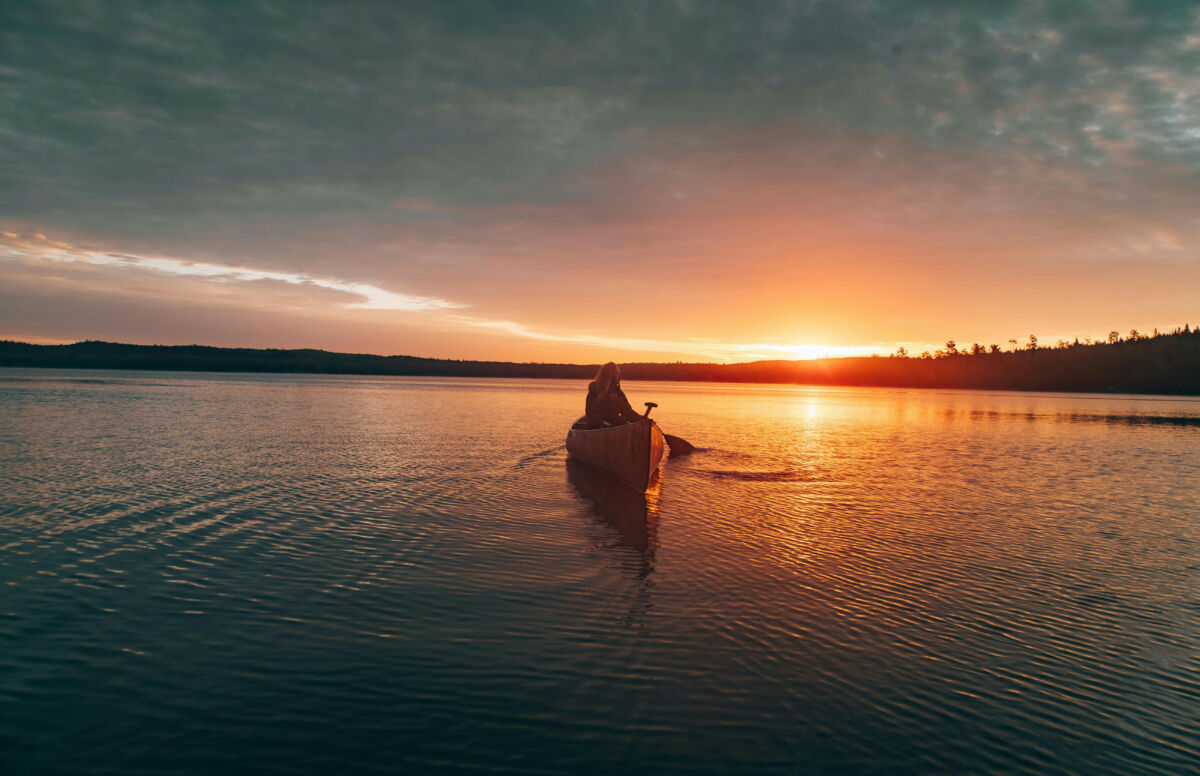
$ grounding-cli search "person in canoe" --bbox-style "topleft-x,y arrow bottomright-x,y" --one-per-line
585,362 -> 648,428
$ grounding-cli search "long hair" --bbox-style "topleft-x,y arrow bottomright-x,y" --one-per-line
589,362 -> 621,396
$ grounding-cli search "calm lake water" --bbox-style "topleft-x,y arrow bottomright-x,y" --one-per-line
2,369 -> 1198,775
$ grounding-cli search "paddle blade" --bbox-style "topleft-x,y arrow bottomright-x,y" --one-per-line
664,433 -> 695,457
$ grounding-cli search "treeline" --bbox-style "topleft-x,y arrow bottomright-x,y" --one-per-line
3,325 -> 1200,395
0,341 -> 597,379
662,325 -> 1200,395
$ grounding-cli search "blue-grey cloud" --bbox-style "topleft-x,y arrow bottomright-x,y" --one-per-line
4,0 -> 1199,229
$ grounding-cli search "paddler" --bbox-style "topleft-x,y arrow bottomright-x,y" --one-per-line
584,362 -> 647,428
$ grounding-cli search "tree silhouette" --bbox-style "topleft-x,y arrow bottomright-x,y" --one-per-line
4,326 -> 1200,395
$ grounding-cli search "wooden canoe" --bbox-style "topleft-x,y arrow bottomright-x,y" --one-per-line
565,417 -> 666,492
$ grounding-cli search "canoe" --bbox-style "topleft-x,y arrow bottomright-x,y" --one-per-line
565,417 -> 666,492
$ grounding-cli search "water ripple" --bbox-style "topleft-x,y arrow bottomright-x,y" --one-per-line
1,371 -> 1198,774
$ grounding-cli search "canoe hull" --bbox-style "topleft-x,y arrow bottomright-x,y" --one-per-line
565,419 -> 665,492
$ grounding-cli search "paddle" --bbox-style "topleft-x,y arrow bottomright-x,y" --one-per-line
663,433 -> 696,456
644,402 -> 696,457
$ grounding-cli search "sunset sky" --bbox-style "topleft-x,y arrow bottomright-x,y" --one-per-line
2,1 -> 1198,363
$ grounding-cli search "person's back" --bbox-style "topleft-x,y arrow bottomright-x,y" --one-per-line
585,363 -> 644,428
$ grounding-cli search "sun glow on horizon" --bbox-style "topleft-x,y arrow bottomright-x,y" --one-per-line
720,343 -> 884,361
0,231 -> 906,363
0,230 -> 1116,367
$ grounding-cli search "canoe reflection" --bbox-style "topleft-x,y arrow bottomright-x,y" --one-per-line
566,459 -> 660,573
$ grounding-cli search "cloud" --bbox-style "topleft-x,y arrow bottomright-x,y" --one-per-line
4,0 -> 1200,229
457,316 -> 885,362
0,231 -> 462,312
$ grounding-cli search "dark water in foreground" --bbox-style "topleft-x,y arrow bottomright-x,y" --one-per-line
2,369 -> 1198,775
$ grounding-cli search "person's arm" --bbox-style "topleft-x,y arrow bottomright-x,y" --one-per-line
613,388 -> 645,423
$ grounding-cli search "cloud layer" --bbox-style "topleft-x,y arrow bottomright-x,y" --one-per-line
2,1 -> 1198,359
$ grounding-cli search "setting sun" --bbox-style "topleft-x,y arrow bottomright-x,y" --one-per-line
722,343 -> 883,361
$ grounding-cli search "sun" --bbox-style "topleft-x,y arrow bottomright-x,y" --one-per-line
718,342 -> 882,362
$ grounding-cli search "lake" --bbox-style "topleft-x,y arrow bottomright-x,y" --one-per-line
1,369 -> 1198,775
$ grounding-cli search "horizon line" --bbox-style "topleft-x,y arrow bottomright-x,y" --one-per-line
3,328 -> 1194,368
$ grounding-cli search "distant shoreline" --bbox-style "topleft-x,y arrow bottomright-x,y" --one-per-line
3,333 -> 1200,396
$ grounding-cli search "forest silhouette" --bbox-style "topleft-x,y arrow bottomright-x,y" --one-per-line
3,326 -> 1199,396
